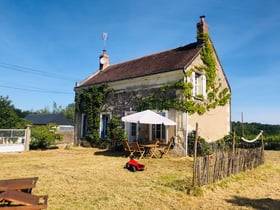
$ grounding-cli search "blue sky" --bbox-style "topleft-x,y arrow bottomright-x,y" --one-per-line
0,0 -> 279,124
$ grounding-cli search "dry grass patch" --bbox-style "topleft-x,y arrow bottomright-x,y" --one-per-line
0,148 -> 279,209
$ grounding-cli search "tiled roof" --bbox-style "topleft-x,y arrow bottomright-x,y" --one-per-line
26,113 -> 72,125
79,42 -> 201,87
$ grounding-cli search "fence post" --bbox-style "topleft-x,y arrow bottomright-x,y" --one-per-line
25,126 -> 31,151
192,123 -> 199,187
232,130 -> 235,154
261,133 -> 264,164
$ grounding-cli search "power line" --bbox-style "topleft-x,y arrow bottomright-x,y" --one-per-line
0,84 -> 73,94
0,62 -> 80,82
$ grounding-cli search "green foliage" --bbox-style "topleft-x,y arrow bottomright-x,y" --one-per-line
134,33 -> 231,115
61,103 -> 75,124
187,132 -> 235,156
30,124 -> 62,149
232,121 -> 280,142
75,84 -> 112,146
187,121 -> 280,154
0,96 -> 29,128
200,33 -> 217,91
108,116 -> 126,140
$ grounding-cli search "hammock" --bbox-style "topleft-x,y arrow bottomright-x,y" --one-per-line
241,130 -> 263,143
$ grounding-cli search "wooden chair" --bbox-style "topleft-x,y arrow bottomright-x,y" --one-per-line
122,140 -> 134,157
158,140 -> 172,158
131,142 -> 145,160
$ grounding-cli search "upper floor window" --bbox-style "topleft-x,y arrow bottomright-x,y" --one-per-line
191,72 -> 206,99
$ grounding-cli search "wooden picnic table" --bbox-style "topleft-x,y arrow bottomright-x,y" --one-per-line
0,177 -> 48,209
0,177 -> 38,193
140,144 -> 159,158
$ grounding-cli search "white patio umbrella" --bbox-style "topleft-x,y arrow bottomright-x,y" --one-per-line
121,110 -> 176,126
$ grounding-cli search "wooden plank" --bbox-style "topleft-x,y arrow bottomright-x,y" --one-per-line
0,177 -> 38,192
0,190 -> 39,205
0,195 -> 48,209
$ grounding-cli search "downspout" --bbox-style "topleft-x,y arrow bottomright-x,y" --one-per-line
185,112 -> 188,156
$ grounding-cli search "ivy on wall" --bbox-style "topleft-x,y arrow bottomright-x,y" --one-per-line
135,33 -> 231,115
75,84 -> 112,144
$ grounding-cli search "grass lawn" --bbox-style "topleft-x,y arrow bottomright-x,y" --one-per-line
0,147 -> 279,210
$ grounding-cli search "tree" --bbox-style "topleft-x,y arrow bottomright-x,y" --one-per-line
0,96 -> 28,128
52,102 -> 63,114
61,103 -> 75,124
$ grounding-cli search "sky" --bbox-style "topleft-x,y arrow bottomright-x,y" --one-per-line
0,0 -> 279,124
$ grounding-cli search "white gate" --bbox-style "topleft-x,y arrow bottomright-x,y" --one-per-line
0,127 -> 31,153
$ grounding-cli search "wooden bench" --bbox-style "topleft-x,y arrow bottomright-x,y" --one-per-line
0,177 -> 38,194
0,190 -> 48,209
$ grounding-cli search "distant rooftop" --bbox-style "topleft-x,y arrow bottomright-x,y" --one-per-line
26,113 -> 72,125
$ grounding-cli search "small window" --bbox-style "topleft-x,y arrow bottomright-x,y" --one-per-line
191,72 -> 206,99
152,124 -> 166,140
131,123 -> 136,137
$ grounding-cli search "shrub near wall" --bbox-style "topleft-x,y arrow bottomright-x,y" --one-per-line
30,124 -> 62,149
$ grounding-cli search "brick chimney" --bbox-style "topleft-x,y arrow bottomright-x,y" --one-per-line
99,50 -> 110,70
196,15 -> 209,46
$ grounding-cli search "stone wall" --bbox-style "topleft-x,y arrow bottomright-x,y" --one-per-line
103,87 -> 166,117
58,130 -> 74,144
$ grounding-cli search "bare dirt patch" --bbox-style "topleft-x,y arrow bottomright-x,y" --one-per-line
0,148 -> 279,209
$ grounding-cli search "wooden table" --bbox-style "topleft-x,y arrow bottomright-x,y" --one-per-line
0,177 -> 38,193
141,144 -> 159,158
0,177 -> 48,209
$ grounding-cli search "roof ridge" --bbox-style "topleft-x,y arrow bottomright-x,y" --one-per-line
108,42 -> 198,68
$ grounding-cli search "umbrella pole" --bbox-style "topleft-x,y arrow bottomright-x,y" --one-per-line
137,122 -> 139,142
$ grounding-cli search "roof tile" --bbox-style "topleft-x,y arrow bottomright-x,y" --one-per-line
79,42 -> 201,87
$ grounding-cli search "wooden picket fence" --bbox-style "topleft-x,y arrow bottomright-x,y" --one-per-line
191,123 -> 265,187
193,146 -> 264,186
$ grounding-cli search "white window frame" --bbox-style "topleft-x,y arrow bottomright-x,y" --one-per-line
191,72 -> 206,99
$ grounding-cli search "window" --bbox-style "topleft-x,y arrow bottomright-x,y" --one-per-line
152,124 -> 166,140
101,114 -> 110,138
58,126 -> 74,131
151,112 -> 166,140
81,114 -> 87,137
131,123 -> 136,137
191,72 -> 206,99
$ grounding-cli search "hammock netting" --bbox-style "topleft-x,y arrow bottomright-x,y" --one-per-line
241,130 -> 263,143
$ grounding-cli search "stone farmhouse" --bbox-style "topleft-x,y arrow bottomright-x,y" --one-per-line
74,16 -> 231,156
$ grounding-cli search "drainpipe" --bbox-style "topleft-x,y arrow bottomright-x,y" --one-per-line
185,112 -> 188,156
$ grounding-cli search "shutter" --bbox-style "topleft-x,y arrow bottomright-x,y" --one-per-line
192,72 -> 196,96
202,75 -> 207,98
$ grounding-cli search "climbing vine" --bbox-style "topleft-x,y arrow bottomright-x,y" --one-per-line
135,33 -> 231,115
75,84 -> 112,145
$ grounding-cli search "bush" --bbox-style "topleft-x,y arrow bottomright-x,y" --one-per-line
108,116 -> 126,141
30,124 -> 62,149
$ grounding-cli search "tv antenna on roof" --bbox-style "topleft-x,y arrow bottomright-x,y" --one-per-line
102,32 -> 108,50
